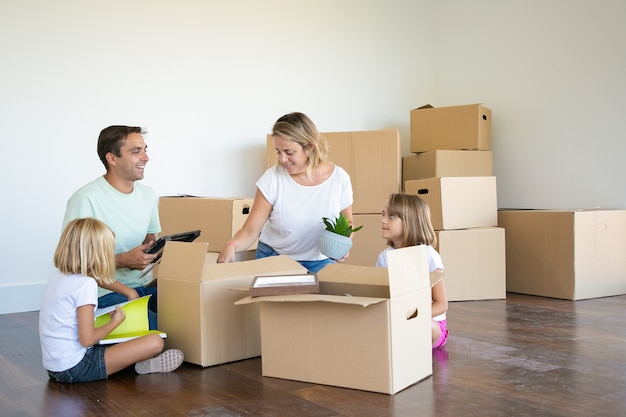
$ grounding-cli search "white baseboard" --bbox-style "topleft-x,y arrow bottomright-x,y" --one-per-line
0,282 -> 45,314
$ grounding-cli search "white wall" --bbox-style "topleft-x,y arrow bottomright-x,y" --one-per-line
433,1 -> 626,209
2,1 -> 625,314
0,0 -> 435,313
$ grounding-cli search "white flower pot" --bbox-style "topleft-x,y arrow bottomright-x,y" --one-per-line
319,230 -> 353,260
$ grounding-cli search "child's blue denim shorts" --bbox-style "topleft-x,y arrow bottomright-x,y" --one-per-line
47,345 -> 107,383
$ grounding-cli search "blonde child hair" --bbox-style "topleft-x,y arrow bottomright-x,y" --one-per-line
54,217 -> 116,285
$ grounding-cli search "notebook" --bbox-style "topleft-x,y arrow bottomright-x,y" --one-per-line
94,295 -> 166,344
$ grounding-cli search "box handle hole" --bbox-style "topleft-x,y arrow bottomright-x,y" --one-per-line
417,189 -> 429,195
242,206 -> 250,215
406,308 -> 418,320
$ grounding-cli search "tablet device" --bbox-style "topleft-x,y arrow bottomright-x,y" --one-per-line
144,230 -> 201,262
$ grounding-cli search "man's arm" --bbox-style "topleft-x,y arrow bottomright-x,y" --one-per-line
114,235 -> 158,270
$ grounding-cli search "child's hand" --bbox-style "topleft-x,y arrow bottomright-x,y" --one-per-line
109,306 -> 126,325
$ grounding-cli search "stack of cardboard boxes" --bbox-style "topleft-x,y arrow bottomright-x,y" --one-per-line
266,129 -> 402,266
403,104 -> 506,301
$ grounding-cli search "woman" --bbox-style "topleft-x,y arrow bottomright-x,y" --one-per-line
217,112 -> 356,273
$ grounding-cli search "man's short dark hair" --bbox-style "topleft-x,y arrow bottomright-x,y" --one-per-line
97,126 -> 145,170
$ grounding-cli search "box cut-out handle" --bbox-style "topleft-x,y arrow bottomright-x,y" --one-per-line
417,189 -> 429,195
406,308 -> 419,320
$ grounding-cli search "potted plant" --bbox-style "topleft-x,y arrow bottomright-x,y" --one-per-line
319,214 -> 363,260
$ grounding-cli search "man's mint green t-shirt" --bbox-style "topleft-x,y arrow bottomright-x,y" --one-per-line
62,176 -> 161,297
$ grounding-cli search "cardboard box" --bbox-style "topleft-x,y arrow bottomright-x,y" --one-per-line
343,213 -> 388,267
435,227 -> 506,301
236,245 -> 434,394
410,104 -> 491,153
403,150 -> 492,181
158,241 -> 307,367
404,177 -> 498,231
267,129 -> 401,214
159,196 -> 256,251
498,209 -> 626,300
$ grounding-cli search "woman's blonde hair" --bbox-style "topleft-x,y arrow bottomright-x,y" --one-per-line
272,112 -> 329,179
386,193 -> 437,249
54,218 -> 116,284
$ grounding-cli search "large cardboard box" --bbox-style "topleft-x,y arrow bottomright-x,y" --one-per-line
404,177 -> 498,231
267,129 -> 401,214
435,227 -> 506,301
410,104 -> 491,153
159,196 -> 256,251
343,213 -> 388,267
158,241 -> 307,367
403,150 -> 492,182
498,209 -> 626,300
236,246 -> 435,394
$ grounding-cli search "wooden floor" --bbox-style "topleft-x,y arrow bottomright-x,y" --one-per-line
1,292 -> 625,417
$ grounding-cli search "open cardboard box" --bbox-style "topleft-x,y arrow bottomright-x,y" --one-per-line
236,245 -> 439,394
158,241 -> 307,367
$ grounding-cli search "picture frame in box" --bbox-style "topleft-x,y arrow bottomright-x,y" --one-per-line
249,274 -> 319,297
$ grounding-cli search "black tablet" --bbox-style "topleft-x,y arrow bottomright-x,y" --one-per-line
144,230 -> 201,262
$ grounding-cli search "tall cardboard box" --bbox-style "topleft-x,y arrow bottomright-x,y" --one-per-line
267,129 -> 401,213
404,177 -> 498,231
343,213 -> 388,267
236,246 -> 435,394
158,241 -> 307,367
410,104 -> 491,153
435,227 -> 506,301
403,150 -> 493,181
498,209 -> 626,300
159,196 -> 256,251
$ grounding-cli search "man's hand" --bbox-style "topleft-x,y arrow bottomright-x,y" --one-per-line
115,241 -> 159,270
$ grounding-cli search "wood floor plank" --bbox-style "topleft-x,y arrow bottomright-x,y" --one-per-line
1,294 -> 625,417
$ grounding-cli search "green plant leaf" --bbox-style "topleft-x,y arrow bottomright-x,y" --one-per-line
321,214 -> 363,237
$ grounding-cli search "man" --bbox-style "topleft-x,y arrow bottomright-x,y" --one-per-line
63,125 -> 160,329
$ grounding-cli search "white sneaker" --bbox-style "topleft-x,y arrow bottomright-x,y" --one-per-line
135,349 -> 184,375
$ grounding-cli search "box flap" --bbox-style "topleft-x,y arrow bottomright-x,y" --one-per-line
159,241 -> 209,281
158,241 -> 306,282
235,293 -> 387,307
387,245 -> 430,296
200,254 -> 306,283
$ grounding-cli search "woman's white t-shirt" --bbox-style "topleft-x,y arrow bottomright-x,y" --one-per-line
257,164 -> 353,261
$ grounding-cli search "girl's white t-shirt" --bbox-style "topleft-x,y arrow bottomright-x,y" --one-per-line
39,270 -> 98,372
376,245 -> 446,321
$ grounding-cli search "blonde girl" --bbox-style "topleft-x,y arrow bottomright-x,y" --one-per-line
39,218 -> 183,383
376,194 -> 449,349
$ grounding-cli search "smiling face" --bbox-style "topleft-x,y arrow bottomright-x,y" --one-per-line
107,132 -> 149,183
273,134 -> 309,176
381,205 -> 404,248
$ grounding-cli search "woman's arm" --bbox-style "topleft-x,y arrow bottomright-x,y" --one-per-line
217,188 -> 273,263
